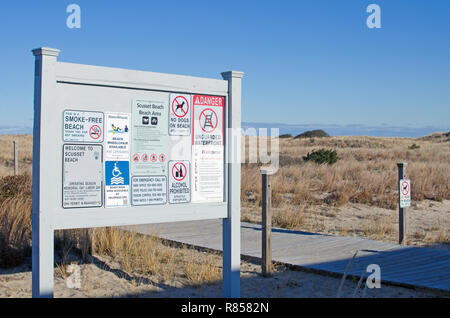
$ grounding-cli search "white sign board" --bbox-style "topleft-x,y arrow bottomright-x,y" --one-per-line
399,179 -> 411,208
132,176 -> 167,205
169,94 -> 191,136
63,110 -> 104,142
192,95 -> 224,203
105,112 -> 130,160
63,144 -> 103,208
168,161 -> 191,204
31,47 -> 243,298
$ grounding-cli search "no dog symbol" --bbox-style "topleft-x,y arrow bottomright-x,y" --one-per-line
401,181 -> 410,196
172,96 -> 189,118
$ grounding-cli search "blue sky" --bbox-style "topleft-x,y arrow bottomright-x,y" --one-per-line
0,1 -> 449,136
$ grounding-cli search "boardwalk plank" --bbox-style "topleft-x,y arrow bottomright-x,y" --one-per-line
123,219 -> 450,292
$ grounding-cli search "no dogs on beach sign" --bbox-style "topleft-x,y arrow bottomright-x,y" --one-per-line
399,179 -> 411,208
169,94 -> 191,136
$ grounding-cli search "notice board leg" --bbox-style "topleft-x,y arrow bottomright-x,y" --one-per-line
31,47 -> 60,298
222,71 -> 244,298
32,217 -> 54,298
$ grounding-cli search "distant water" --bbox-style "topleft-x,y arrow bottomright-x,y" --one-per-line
1,123 -> 448,138
242,122 -> 450,138
0,126 -> 33,135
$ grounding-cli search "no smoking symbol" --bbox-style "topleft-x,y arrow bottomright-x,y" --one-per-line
172,96 -> 189,118
89,125 -> 102,140
150,154 -> 157,162
172,162 -> 187,181
401,181 -> 409,195
132,153 -> 140,162
199,108 -> 218,133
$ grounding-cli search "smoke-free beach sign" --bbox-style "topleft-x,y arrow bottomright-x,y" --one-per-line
63,110 -> 104,142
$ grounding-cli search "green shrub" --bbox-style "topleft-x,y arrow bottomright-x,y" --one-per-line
408,143 -> 420,150
294,129 -> 329,139
303,149 -> 338,165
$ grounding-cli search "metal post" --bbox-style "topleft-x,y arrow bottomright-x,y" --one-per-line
261,167 -> 275,276
221,70 -> 244,298
13,141 -> 18,176
397,162 -> 407,245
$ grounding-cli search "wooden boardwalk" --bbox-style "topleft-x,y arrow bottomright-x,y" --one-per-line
123,219 -> 450,293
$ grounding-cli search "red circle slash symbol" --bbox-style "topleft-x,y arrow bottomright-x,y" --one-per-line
401,181 -> 409,196
159,154 -> 166,162
150,154 -> 157,162
89,125 -> 102,140
142,154 -> 149,162
172,96 -> 189,118
133,153 -> 140,162
172,162 -> 187,181
199,108 -> 218,133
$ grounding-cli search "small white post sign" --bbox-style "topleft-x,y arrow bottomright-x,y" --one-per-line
399,179 -> 411,208
32,47 -> 243,298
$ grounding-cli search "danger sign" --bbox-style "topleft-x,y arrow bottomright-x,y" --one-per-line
192,95 -> 224,203
169,94 -> 191,136
192,95 -> 224,146
168,161 -> 190,204
63,110 -> 104,143
399,179 -> 411,208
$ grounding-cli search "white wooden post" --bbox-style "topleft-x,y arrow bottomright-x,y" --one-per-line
32,47 -> 60,298
13,141 -> 18,176
221,71 -> 244,298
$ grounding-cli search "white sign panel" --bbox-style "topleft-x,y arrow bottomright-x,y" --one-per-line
63,144 -> 103,208
105,160 -> 130,207
105,112 -> 130,160
399,179 -> 411,208
132,176 -> 167,205
131,99 -> 168,175
168,161 -> 191,204
63,110 -> 104,142
169,94 -> 191,136
192,95 -> 224,203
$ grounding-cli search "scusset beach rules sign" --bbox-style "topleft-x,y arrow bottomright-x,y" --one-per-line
192,95 -> 224,203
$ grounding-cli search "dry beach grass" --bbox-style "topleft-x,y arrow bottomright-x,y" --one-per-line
0,133 -> 448,297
